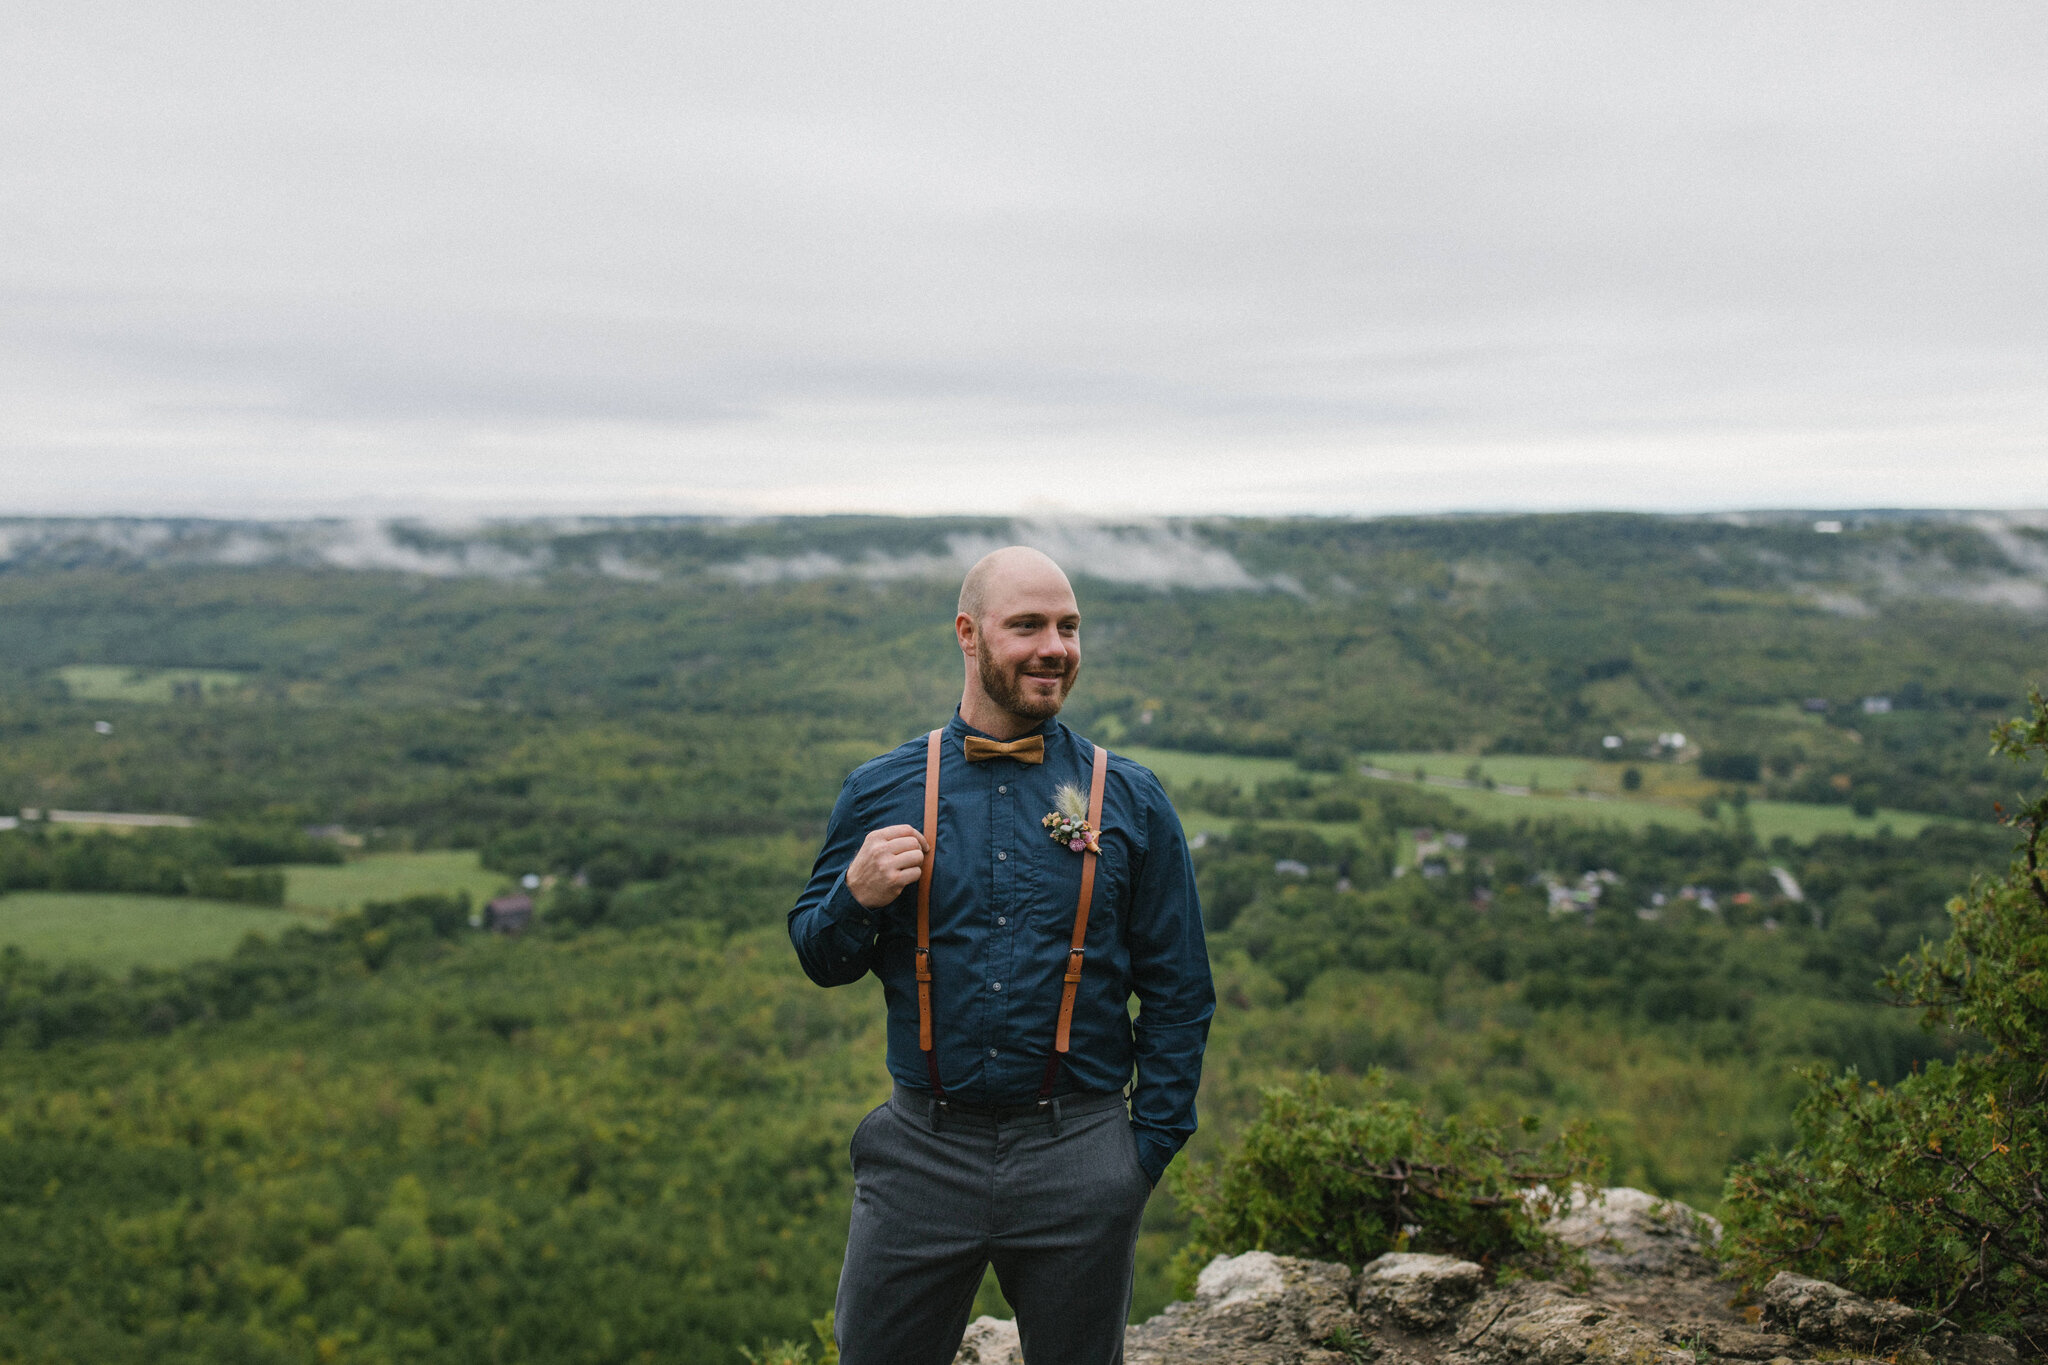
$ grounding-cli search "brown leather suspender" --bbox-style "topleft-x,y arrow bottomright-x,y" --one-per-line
1043,741 -> 1111,1097
916,729 -> 943,1092
914,730 -> 1110,1103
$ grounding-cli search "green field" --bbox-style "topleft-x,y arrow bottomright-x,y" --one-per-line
283,850 -> 510,914
0,892 -> 309,972
55,664 -> 248,703
1121,744 -> 1965,843
0,854 -> 513,972
1370,750 -> 1647,794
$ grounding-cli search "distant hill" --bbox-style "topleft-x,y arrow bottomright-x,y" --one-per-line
0,511 -> 2042,828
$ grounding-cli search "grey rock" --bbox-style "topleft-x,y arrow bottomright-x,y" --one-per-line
1756,1272 -> 2020,1365
1358,1252 -> 1485,1330
1454,1282 -> 1696,1365
953,1315 -> 1021,1365
1762,1272 -> 1919,1350
1924,1332 -> 2019,1365
1123,1251 -> 1360,1365
1657,1323 -> 1802,1360
1547,1187 -> 1722,1275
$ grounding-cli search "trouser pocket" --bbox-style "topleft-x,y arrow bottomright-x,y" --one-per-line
848,1100 -> 890,1168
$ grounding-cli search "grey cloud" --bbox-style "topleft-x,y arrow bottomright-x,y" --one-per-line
2,3 -> 2045,513
712,521 -> 1286,591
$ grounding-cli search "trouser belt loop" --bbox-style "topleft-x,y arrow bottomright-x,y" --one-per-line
929,1096 -> 946,1133
1048,1095 -> 1064,1138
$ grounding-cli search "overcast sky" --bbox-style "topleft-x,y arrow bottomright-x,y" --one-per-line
4,2 -> 2044,518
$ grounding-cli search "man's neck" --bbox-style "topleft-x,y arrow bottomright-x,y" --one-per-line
957,694 -> 1049,741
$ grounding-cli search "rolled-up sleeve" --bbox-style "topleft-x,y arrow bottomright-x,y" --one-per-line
1124,774 -> 1216,1183
789,770 -> 889,986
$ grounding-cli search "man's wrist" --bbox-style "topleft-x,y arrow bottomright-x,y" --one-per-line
825,873 -> 879,925
820,876 -> 883,965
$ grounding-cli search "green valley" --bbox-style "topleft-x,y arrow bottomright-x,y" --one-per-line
0,511 -> 2042,1361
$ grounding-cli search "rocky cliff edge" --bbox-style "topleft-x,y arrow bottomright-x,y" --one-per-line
952,1187 -> 2034,1365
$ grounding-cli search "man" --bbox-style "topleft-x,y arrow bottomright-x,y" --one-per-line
789,546 -> 1215,1365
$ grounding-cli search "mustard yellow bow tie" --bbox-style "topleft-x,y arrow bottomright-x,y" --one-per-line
962,734 -> 1045,764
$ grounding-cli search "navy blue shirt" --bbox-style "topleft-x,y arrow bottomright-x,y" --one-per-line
790,713 -> 1215,1182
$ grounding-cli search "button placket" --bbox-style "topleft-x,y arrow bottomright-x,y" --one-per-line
989,765 -> 1020,1086
985,760 -> 1009,1081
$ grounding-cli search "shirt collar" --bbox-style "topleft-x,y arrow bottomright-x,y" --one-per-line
947,709 -> 1062,747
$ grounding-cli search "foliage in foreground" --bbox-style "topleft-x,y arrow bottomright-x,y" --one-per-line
1725,691 -> 2048,1337
738,1317 -> 837,1365
1166,1074 -> 1604,1286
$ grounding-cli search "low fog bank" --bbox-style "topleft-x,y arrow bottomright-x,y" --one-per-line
1,511 -> 2045,612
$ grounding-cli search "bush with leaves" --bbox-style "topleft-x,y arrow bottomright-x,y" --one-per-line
1724,688 -> 2048,1338
1167,1073 -> 1605,1285
740,1317 -> 838,1365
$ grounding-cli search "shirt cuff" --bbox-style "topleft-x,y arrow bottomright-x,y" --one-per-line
1133,1129 -> 1179,1186
822,873 -> 880,957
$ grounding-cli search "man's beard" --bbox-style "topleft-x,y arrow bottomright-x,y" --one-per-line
979,650 -> 1074,721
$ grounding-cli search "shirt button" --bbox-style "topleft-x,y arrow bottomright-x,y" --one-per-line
988,1048 -> 999,1057
998,785 -> 1007,794
997,851 -> 1007,861
991,981 -> 1002,991
997,916 -> 1007,925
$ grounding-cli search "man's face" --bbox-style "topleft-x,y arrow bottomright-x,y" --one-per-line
968,572 -> 1081,723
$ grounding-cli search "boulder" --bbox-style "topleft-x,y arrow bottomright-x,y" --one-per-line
953,1315 -> 1021,1365
1547,1186 -> 1722,1275
1357,1251 -> 1485,1330
1122,1251 -> 1360,1365
1458,1282 -> 1698,1365
1761,1275 -> 2020,1365
1761,1272 -> 1920,1350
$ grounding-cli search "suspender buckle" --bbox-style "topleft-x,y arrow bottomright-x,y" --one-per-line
1063,948 -> 1085,983
915,947 -> 932,982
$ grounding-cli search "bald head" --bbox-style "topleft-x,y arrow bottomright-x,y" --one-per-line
954,547 -> 1082,735
957,546 -> 1073,623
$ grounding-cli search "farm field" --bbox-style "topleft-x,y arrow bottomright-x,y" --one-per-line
1116,746 -> 1306,789
54,664 -> 248,704
0,891 -> 312,972
1121,745 -> 1966,842
283,850 -> 510,914
1368,751 -> 1657,795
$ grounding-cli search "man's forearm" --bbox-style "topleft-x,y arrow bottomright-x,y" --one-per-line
1129,1014 -> 1212,1183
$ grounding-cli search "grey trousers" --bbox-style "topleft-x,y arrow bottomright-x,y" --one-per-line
835,1084 -> 1153,1365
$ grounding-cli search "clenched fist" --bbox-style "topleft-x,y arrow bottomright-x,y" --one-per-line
847,824 -> 930,909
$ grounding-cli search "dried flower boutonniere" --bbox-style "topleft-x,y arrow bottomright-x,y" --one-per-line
1041,782 -> 1101,854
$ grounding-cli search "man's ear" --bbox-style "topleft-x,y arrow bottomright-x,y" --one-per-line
955,612 -> 977,657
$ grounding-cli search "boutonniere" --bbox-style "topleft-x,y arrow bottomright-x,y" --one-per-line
1041,783 -> 1101,854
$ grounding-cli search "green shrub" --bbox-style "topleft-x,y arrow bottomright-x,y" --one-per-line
1724,689 -> 2048,1336
1700,752 -> 1762,782
740,1317 -> 837,1365
1167,1074 -> 1603,1286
